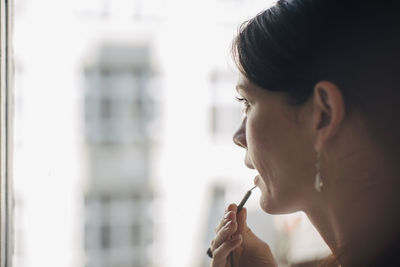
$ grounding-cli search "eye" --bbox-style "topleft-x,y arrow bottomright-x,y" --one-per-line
235,96 -> 250,113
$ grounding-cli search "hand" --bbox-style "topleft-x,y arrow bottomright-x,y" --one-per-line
210,203 -> 277,267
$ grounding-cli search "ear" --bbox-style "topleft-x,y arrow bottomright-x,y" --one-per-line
312,81 -> 345,151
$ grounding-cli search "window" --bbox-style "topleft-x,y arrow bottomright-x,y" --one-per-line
0,0 -> 13,266
9,0 -> 326,266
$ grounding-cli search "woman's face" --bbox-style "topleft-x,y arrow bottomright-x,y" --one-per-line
233,74 -> 317,214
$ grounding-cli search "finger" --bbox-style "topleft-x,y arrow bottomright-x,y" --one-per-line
212,234 -> 242,265
225,203 -> 237,213
211,219 -> 238,251
214,204 -> 237,234
214,210 -> 236,234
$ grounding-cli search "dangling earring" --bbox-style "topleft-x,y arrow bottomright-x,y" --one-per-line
315,151 -> 323,192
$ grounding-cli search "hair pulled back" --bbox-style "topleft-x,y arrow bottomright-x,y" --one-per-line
232,0 -> 400,112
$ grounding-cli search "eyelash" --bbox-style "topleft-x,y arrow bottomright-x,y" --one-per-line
235,96 -> 250,113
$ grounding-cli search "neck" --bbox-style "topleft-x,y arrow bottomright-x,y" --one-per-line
306,203 -> 400,266
304,149 -> 400,266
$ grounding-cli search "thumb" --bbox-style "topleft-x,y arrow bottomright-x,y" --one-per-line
236,208 -> 263,246
238,208 -> 272,254
236,207 -> 248,235
236,208 -> 277,266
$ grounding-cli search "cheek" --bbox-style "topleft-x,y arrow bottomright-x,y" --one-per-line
244,106 -> 316,212
246,111 -> 303,183
246,115 -> 274,173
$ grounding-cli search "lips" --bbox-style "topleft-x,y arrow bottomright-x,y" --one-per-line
254,175 -> 260,185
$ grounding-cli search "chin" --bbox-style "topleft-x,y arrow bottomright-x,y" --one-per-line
259,191 -> 300,215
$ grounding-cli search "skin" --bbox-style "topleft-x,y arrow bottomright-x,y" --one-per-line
210,74 -> 400,266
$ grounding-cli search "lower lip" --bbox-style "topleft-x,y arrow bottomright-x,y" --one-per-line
254,175 -> 259,185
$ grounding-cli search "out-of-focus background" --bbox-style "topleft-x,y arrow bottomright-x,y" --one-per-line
12,0 -> 330,266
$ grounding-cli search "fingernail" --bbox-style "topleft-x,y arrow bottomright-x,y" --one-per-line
225,220 -> 233,228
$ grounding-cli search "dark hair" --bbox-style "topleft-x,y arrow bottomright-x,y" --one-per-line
232,0 -> 400,113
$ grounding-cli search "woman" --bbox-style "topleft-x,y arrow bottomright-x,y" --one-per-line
209,0 -> 400,266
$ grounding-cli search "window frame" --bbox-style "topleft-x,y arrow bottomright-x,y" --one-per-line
0,0 -> 13,266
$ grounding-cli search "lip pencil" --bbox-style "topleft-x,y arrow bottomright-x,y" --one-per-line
237,185 -> 256,213
207,185 -> 257,266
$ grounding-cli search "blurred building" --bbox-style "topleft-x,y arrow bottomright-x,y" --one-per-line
83,45 -> 158,267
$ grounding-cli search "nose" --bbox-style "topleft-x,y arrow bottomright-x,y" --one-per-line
233,117 -> 247,148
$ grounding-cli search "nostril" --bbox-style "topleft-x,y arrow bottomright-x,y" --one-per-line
233,133 -> 246,148
233,118 -> 247,148
233,135 -> 240,146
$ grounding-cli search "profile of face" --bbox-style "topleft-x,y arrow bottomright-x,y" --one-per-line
233,74 -> 319,214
